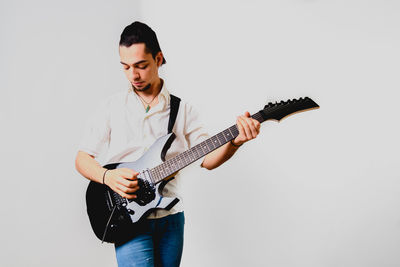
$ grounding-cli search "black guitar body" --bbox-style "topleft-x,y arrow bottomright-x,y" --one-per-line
86,181 -> 136,244
86,133 -> 179,244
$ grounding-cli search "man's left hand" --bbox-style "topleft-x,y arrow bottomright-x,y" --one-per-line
232,111 -> 261,146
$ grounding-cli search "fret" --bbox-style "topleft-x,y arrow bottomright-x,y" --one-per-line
163,162 -> 172,177
186,150 -> 193,164
205,138 -> 213,151
210,136 -> 220,148
177,153 -> 184,168
173,155 -> 181,173
172,158 -> 180,173
216,132 -> 226,144
172,160 -> 178,173
193,144 -> 202,158
182,151 -> 190,165
182,153 -> 188,166
154,166 -> 160,182
157,165 -> 162,179
214,136 -> 220,146
170,157 -> 177,172
163,162 -> 170,173
199,142 -> 208,155
174,154 -> 180,166
176,155 -> 184,169
160,165 -> 169,179
184,152 -> 191,167
177,155 -> 184,169
185,150 -> 193,162
190,145 -> 200,161
205,141 -> 212,153
217,135 -> 223,146
185,150 -> 194,164
223,128 -> 233,141
181,153 -> 186,167
157,165 -> 162,176
166,163 -> 173,177
187,147 -> 195,161
212,137 -> 217,147
197,144 -> 204,157
202,142 -> 208,154
173,159 -> 179,173
155,166 -> 161,180
227,127 -> 235,140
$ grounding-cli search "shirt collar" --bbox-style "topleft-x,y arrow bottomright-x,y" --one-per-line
129,79 -> 171,115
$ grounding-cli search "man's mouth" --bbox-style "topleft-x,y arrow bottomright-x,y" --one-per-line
133,81 -> 144,87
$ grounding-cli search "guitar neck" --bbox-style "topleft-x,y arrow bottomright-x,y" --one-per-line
149,111 -> 265,183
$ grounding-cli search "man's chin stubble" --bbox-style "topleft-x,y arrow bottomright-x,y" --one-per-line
132,83 -> 151,92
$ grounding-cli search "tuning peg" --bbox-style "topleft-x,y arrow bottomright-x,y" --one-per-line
264,102 -> 273,109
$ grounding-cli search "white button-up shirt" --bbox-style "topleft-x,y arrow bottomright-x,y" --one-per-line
79,84 -> 209,218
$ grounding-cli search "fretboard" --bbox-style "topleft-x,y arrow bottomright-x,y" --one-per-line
149,111 -> 265,183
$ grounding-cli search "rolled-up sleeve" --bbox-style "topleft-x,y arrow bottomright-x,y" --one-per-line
183,103 -> 210,148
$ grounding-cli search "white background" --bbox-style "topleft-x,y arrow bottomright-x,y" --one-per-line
1,0 -> 400,266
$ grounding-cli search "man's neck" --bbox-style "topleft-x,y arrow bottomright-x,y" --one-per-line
134,78 -> 163,104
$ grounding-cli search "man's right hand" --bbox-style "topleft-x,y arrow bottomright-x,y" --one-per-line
104,168 -> 139,199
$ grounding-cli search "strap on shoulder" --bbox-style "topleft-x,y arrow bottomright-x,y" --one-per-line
168,94 -> 181,133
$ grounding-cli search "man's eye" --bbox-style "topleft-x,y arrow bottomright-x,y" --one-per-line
137,65 -> 148,70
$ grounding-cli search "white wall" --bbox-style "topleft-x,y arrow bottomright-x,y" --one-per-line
1,1 -> 400,266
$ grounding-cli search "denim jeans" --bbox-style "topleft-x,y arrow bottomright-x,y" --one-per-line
115,212 -> 185,267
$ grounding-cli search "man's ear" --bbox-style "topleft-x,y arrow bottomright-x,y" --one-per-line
155,52 -> 163,67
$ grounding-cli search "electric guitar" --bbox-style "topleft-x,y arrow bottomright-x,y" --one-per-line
85,97 -> 319,243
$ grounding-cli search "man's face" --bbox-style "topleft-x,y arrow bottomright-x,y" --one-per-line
119,43 -> 162,92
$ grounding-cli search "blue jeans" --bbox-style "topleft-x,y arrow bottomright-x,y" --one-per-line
115,212 -> 185,267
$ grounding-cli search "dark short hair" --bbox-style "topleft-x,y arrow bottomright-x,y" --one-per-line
119,21 -> 166,65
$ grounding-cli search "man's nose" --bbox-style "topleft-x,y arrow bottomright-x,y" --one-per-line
130,68 -> 140,80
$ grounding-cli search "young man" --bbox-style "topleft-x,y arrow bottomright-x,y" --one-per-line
75,21 -> 260,267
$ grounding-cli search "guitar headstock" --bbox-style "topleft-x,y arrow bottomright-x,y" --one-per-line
259,97 -> 319,122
